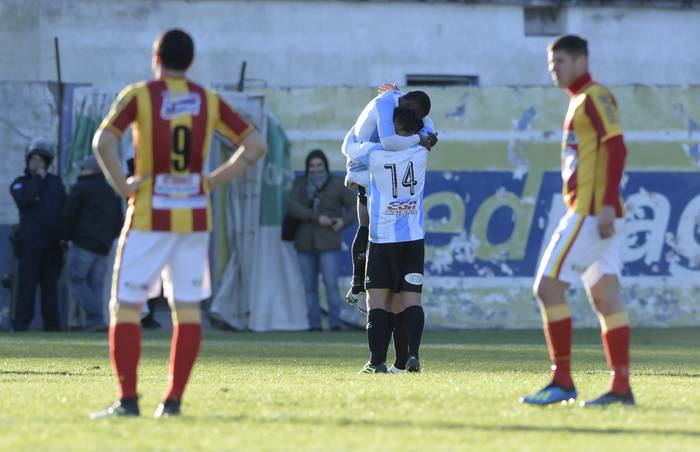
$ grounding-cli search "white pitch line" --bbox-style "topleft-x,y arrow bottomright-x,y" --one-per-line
285,130 -> 697,143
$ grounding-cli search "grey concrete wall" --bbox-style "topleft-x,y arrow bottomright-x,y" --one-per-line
0,0 -> 698,88
0,81 -> 59,225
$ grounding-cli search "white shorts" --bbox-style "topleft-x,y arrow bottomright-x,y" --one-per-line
112,230 -> 211,304
536,212 -> 623,288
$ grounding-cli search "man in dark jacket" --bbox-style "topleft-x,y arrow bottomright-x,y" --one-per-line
63,156 -> 123,331
9,138 -> 66,331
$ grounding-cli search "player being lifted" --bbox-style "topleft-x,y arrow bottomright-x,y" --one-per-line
347,107 -> 429,374
90,29 -> 267,418
521,35 -> 633,406
342,86 -> 436,373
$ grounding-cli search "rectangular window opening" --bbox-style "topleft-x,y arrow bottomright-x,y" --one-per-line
405,74 -> 479,87
524,6 -> 565,37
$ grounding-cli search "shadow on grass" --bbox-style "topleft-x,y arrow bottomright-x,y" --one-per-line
199,414 -> 700,438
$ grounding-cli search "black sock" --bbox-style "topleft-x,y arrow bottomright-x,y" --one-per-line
367,309 -> 389,366
392,311 -> 408,369
404,305 -> 424,360
351,226 -> 369,290
384,312 -> 395,358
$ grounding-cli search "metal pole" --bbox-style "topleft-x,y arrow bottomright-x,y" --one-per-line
237,61 -> 247,92
54,37 -> 64,175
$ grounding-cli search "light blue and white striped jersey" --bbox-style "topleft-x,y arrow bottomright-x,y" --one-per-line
342,90 -> 435,187
351,142 -> 428,243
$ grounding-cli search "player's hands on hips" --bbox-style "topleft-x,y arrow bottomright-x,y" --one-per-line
378,83 -> 399,93
331,218 -> 344,232
318,215 -> 334,227
597,205 -> 616,238
124,174 -> 147,197
345,180 -> 358,190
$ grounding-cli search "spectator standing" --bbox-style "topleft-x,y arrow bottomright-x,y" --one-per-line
286,149 -> 355,331
63,156 -> 123,331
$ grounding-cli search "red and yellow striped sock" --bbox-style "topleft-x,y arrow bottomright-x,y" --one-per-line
541,304 -> 573,388
600,312 -> 630,395
164,306 -> 202,401
109,305 -> 142,399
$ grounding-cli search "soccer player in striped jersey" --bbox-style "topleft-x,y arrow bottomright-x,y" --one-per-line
342,87 -> 436,372
521,35 -> 633,406
347,107 -> 428,374
90,29 -> 267,418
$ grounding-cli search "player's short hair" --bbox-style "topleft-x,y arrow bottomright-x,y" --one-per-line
402,91 -> 431,116
155,29 -> 194,70
393,107 -> 424,135
548,34 -> 588,57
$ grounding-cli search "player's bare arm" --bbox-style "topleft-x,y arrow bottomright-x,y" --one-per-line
378,87 -> 437,150
92,129 -> 145,197
207,130 -> 268,190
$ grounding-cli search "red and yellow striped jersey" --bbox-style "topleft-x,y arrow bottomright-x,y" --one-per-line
560,72 -> 625,218
99,77 -> 253,233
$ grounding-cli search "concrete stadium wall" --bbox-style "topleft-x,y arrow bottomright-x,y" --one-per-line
1,0 -> 699,88
0,81 -> 59,225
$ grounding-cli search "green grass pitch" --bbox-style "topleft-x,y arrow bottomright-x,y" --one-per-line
1,328 -> 699,451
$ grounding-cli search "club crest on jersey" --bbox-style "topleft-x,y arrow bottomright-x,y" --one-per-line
160,92 -> 201,119
385,200 -> 417,215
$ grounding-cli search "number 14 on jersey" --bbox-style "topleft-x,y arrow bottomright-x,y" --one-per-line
384,162 -> 418,198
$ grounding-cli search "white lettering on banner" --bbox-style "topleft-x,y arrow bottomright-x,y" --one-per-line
623,190 -> 671,265
160,92 -> 201,120
263,162 -> 295,189
669,194 -> 700,276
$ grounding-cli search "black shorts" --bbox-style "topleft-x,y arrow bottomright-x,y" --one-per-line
365,239 -> 424,293
357,185 -> 367,206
